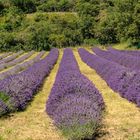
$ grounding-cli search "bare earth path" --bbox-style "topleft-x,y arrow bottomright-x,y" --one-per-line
0,51 -> 66,140
74,50 -> 140,140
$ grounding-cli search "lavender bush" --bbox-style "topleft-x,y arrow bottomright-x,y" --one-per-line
0,49 -> 58,116
108,47 -> 140,57
0,51 -> 24,64
0,51 -> 45,80
0,52 -> 13,60
46,48 -> 105,139
79,48 -> 140,107
93,47 -> 140,71
0,51 -> 34,71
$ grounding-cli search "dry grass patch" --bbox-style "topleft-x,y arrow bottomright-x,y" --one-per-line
41,52 -> 49,59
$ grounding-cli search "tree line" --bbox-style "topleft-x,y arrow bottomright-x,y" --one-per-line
0,0 -> 139,51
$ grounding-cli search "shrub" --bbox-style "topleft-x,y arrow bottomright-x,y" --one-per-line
0,32 -> 16,51
0,92 -> 10,104
38,0 -> 58,12
3,7 -> 24,31
46,13 -> 83,46
11,0 -> 36,13
38,0 -> 75,12
0,1 -> 4,15
0,49 -> 59,116
46,48 -> 105,139
84,38 -> 99,46
26,22 -> 51,51
79,48 -> 140,107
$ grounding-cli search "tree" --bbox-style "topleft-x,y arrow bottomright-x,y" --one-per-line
0,1 -> 4,15
76,0 -> 100,38
11,0 -> 36,13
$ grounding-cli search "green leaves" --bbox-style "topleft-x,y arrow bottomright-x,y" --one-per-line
93,0 -> 140,46
37,0 -> 76,12
0,92 -> 10,103
0,0 -> 139,49
11,0 -> 36,13
24,13 -> 83,50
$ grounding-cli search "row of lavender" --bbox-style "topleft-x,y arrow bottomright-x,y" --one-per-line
0,52 -> 13,60
108,48 -> 140,57
0,49 -> 58,116
0,51 -> 45,80
79,48 -> 140,107
0,51 -> 34,71
93,47 -> 140,71
46,48 -> 105,139
0,51 -> 24,64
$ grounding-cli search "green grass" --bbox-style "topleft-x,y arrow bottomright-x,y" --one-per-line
0,92 -> 10,103
26,12 -> 77,20
61,121 -> 100,140
112,42 -> 137,50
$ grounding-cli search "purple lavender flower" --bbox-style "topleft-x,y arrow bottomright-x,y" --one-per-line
79,48 -> 140,107
46,48 -> 105,139
108,47 -> 140,57
0,51 -> 46,80
93,47 -> 140,71
0,51 -> 24,64
0,49 -> 59,116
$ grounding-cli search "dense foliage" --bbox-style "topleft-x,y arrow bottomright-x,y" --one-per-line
37,0 -> 76,12
0,11 -> 83,51
95,0 -> 140,46
0,0 -> 139,50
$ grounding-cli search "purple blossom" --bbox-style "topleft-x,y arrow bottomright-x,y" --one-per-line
46,48 -> 105,133
79,48 -> 140,107
0,51 -> 24,64
108,47 -> 140,57
93,47 -> 140,71
0,51 -> 46,80
0,49 -> 59,116
0,51 -> 34,71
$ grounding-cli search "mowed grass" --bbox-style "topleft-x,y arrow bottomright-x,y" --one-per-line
0,49 -> 140,140
0,51 -> 66,140
74,50 -> 140,140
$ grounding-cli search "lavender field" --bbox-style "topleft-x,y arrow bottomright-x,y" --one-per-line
0,48 -> 140,140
